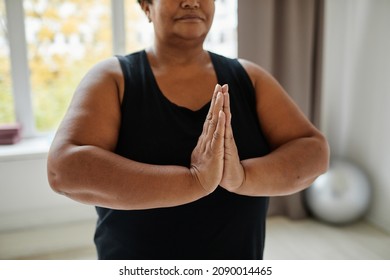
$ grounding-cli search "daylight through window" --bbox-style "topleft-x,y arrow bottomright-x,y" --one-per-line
0,0 -> 237,136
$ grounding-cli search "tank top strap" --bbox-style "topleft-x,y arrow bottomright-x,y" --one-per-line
209,52 -> 254,90
208,52 -> 258,123
115,51 -> 147,113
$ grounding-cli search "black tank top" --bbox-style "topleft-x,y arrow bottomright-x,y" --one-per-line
94,50 -> 270,259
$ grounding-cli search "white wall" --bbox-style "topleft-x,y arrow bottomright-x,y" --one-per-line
322,0 -> 390,232
0,141 -> 96,232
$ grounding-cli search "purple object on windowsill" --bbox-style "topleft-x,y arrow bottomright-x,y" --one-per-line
0,123 -> 22,145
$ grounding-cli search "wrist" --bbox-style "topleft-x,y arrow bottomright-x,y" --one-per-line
188,167 -> 215,196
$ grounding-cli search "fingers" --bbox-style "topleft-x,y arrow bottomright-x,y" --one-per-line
210,109 -> 226,153
206,91 -> 224,135
211,84 -> 222,111
199,83 -> 232,150
190,83 -> 240,194
190,86 -> 226,194
221,84 -> 228,94
218,85 -> 245,191
221,84 -> 233,140
220,85 -> 236,160
202,84 -> 222,135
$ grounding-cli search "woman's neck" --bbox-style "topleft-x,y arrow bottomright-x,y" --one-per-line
147,41 -> 209,67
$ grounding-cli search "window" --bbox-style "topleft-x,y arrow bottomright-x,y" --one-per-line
1,0 -> 237,138
124,0 -> 153,53
25,0 -> 113,132
205,0 -> 237,57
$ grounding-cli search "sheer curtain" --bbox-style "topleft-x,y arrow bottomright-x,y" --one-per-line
237,0 -> 325,219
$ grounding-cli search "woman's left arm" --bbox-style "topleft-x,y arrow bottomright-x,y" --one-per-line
221,59 -> 330,196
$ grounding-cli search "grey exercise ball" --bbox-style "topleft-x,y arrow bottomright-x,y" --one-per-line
305,159 -> 371,225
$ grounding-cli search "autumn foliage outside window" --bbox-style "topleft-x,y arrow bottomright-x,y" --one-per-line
0,0 -> 236,133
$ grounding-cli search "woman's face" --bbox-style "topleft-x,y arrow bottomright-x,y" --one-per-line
142,0 -> 215,44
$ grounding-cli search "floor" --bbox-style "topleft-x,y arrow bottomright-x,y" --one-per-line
1,216 -> 389,260
264,217 -> 390,260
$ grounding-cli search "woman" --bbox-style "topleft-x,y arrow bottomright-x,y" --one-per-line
47,0 -> 329,259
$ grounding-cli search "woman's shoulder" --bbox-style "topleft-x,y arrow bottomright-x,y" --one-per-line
89,49 -> 145,76
86,57 -> 123,78
238,58 -> 269,78
208,52 -> 277,90
237,58 -> 279,89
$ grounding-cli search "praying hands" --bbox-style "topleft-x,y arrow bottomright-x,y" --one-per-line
190,84 -> 245,194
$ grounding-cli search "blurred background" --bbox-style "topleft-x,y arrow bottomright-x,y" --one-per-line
0,0 -> 389,259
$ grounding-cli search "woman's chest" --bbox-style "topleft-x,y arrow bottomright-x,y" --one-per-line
153,66 -> 218,111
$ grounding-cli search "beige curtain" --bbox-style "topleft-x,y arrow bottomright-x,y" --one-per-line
237,0 -> 324,219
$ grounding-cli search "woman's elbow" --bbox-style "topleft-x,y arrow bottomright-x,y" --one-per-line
295,133 -> 330,191
47,158 -> 65,195
47,146 -> 73,195
316,133 -> 330,175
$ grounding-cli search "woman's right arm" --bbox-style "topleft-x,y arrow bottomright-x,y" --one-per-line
47,58 -> 225,210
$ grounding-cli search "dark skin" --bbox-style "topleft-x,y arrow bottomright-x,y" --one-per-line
47,0 -> 329,210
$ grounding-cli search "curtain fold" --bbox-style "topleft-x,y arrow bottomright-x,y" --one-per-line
237,0 -> 324,219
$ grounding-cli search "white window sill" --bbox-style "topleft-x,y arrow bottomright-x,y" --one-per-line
0,135 -> 53,162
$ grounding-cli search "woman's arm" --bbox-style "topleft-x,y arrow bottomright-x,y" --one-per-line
47,58 -> 226,210
220,59 -> 329,196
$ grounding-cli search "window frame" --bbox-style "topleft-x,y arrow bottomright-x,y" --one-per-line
5,0 -> 34,138
4,0 -> 126,138
3,0 -> 236,139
